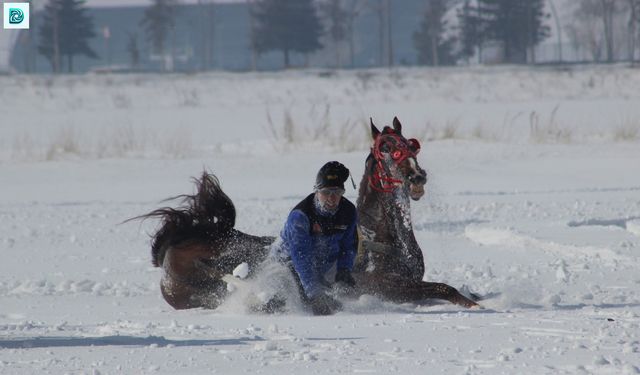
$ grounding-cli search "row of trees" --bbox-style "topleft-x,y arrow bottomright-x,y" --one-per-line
456,0 -> 550,64
38,0 -> 97,73
419,0 -> 640,65
565,0 -> 640,62
29,0 -> 640,73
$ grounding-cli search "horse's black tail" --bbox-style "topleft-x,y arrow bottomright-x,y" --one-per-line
129,172 -> 236,267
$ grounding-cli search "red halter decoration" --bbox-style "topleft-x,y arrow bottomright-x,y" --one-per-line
369,132 -> 421,193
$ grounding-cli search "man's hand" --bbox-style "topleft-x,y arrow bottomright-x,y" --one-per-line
309,292 -> 342,315
335,268 -> 356,288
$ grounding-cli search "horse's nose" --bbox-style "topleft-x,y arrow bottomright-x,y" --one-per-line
409,169 -> 427,185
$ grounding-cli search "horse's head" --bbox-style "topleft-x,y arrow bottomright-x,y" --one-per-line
368,117 -> 427,200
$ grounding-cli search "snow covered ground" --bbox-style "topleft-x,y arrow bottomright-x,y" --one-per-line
1,66 -> 640,374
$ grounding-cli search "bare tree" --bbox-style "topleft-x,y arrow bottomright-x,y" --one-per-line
319,0 -> 349,67
372,0 -> 385,65
344,0 -> 366,67
126,31 -> 140,69
413,0 -> 454,66
369,0 -> 393,66
18,0 -> 37,73
600,0 -> 619,61
627,0 -> 640,61
566,1 -> 606,61
566,0 -> 631,63
548,0 -> 563,62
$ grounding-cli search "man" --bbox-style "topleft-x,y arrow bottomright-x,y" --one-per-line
276,161 -> 358,315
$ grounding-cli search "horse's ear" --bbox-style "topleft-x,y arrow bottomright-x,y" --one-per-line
370,118 -> 381,139
392,116 -> 402,134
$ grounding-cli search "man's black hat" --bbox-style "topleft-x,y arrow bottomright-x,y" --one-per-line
315,161 -> 350,190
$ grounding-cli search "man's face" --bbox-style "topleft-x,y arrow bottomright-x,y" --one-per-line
316,187 -> 345,212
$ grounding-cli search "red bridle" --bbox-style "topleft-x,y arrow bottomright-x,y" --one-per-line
369,133 -> 421,193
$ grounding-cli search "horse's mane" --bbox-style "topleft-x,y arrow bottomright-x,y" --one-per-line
128,172 -> 236,267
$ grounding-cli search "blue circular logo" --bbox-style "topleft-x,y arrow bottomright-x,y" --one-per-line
9,8 -> 24,24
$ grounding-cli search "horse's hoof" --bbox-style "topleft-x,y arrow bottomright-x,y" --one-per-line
454,294 -> 481,309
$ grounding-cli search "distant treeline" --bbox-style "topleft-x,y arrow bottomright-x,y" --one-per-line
11,0 -> 640,74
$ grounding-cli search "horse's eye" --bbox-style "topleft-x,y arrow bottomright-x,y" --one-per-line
408,138 -> 421,153
392,150 -> 403,159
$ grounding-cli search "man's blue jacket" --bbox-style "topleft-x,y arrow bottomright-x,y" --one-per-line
276,193 -> 358,298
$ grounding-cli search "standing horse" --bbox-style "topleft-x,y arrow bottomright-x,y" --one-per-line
353,117 -> 477,308
134,117 -> 477,310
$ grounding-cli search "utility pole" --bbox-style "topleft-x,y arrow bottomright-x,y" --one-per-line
628,0 -> 638,62
22,0 -> 36,73
248,0 -> 258,71
52,3 -> 60,73
103,26 -> 111,70
376,0 -> 384,66
345,0 -> 364,68
198,0 -> 215,71
385,0 -> 393,66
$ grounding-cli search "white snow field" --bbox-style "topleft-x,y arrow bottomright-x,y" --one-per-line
1,66 -> 640,374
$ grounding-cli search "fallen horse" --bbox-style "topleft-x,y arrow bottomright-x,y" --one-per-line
133,117 -> 478,310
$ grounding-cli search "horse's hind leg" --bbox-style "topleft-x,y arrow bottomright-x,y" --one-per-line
160,243 -> 226,309
395,281 -> 479,308
418,282 -> 479,308
357,273 -> 479,308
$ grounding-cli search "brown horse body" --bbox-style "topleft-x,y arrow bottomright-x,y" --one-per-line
137,174 -> 273,309
137,117 -> 477,310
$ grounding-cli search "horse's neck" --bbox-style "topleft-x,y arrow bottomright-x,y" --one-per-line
356,158 -> 425,279
357,159 -> 417,247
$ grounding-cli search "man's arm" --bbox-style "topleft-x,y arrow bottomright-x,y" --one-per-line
285,210 -> 321,297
